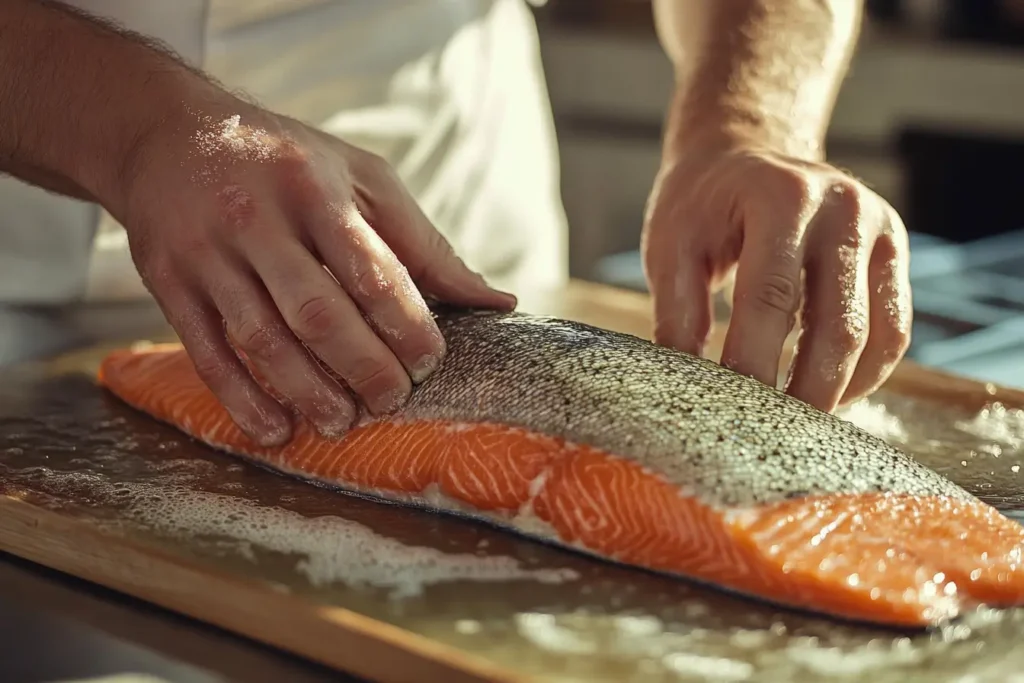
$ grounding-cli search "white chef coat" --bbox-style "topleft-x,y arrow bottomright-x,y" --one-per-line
0,0 -> 567,305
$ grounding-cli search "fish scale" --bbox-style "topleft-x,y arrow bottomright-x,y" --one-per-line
406,310 -> 967,507
96,307 -> 1024,627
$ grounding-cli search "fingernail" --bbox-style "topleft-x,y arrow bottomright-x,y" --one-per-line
490,284 -> 517,302
410,353 -> 441,384
472,272 -> 517,308
236,409 -> 292,448
314,405 -> 356,439
369,384 -> 410,417
497,291 -> 518,309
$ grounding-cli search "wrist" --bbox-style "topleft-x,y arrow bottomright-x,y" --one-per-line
0,0 -> 220,217
661,90 -> 827,168
84,65 -> 211,218
663,66 -> 831,166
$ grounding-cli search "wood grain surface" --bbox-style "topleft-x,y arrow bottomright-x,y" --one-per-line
1,280 -> 1022,683
0,497 -> 514,683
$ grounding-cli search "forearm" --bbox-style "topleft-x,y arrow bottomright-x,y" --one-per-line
653,0 -> 863,162
0,0 -> 206,208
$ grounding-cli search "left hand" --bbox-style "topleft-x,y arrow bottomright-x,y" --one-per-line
641,141 -> 912,413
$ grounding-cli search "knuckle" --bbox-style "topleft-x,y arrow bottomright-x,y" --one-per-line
136,254 -> 175,291
769,169 -> 816,207
752,272 -> 801,316
274,138 -> 311,172
831,322 -> 869,354
326,201 -> 362,234
278,165 -> 326,207
345,356 -> 405,397
174,234 -> 214,260
825,180 -> 866,222
216,184 -> 258,235
292,295 -> 337,344
191,352 -> 230,393
232,317 -> 281,360
353,263 -> 398,301
361,150 -> 394,178
841,227 -> 866,252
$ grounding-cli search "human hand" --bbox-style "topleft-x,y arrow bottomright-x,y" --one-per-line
641,141 -> 911,413
109,90 -> 515,447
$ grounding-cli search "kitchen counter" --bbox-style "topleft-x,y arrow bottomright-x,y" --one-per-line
0,285 -> 650,683
0,300 -> 360,683
0,556 -> 348,683
2,281 -> 1023,683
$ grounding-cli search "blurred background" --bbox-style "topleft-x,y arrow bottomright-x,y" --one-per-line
529,0 -> 1024,388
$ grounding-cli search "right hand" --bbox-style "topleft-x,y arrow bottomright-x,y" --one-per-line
111,93 -> 515,447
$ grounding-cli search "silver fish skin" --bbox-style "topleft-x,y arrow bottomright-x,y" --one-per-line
395,307 -> 971,509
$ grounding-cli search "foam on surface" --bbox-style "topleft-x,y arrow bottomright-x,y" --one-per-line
837,392 -> 1024,511
839,396 -> 1024,457
6,369 -> 1024,681
504,608 -> 1024,682
10,464 -> 578,599
121,484 -> 578,598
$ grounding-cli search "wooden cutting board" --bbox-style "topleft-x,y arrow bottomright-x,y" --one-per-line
2,281 -> 1024,683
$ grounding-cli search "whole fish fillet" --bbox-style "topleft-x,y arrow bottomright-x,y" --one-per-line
97,308 -> 1024,627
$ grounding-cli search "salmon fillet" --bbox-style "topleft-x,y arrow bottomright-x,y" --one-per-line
96,309 -> 1024,627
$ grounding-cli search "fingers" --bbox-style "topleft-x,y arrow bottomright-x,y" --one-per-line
201,266 -> 359,438
354,153 -> 517,310
642,148 -> 911,414
720,224 -> 805,390
149,282 -> 295,447
235,212 -> 414,418
647,240 -> 713,356
784,202 -> 872,412
839,223 -> 912,405
408,225 -> 518,310
310,201 -> 447,383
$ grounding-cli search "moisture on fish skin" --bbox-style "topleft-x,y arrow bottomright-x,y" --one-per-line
96,308 -> 1024,628
403,310 -> 969,509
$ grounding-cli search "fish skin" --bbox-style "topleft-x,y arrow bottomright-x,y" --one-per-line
96,308 -> 1024,627
406,309 -> 969,508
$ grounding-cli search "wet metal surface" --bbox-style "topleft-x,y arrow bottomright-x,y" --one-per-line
1,352 -> 1024,682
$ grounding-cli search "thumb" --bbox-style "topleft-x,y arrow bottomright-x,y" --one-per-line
406,226 -> 518,311
360,178 -> 517,311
